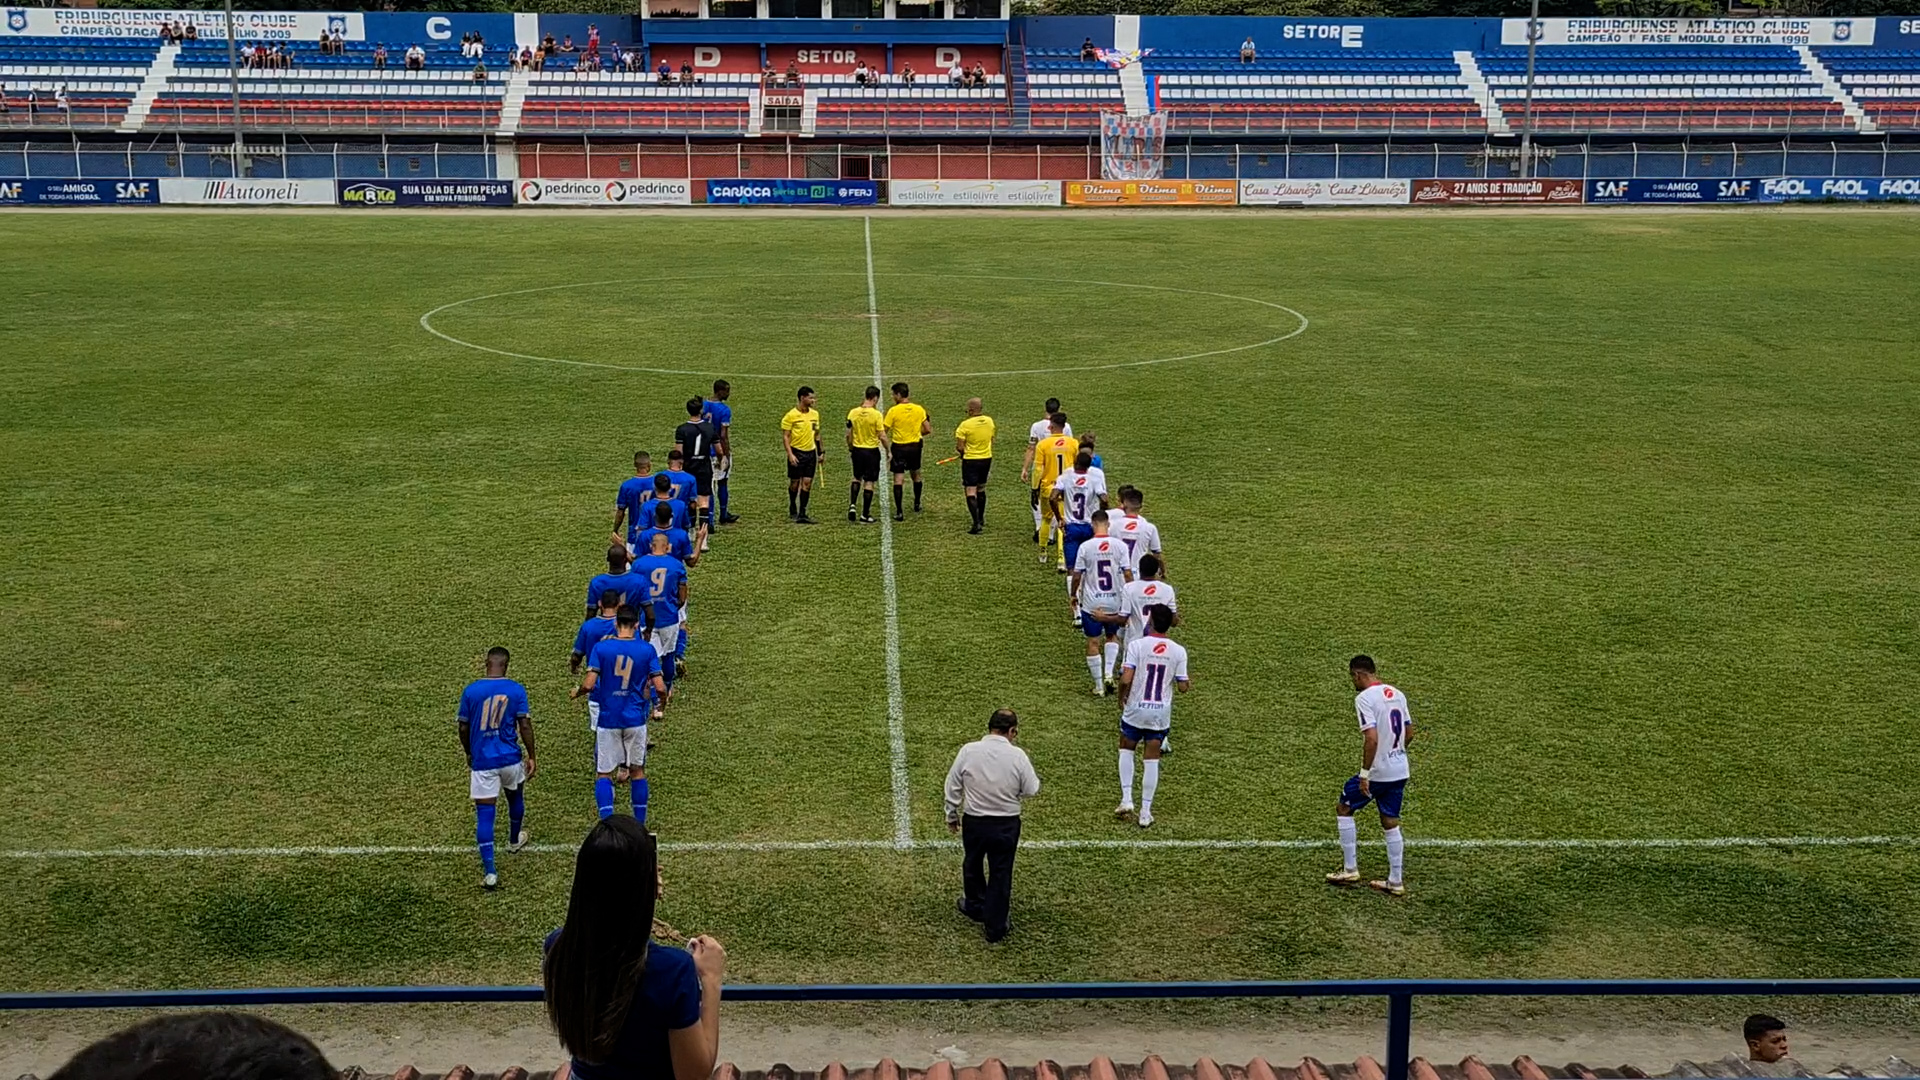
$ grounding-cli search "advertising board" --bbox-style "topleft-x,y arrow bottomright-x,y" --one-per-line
1584,177 -> 1758,203
0,7 -> 363,41
1063,179 -> 1237,206
703,179 -> 878,206
515,178 -> 693,206
1501,16 -> 1871,46
336,178 -> 513,207
889,180 -> 1061,207
0,178 -> 159,205
1411,178 -> 1584,205
1239,178 -> 1409,206
1755,176 -> 1920,201
159,178 -> 335,206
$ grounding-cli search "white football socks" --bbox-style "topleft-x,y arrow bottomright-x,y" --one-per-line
1086,654 -> 1103,688
1141,759 -> 1160,814
1337,816 -> 1359,872
1101,640 -> 1119,681
1384,826 -> 1404,884
1117,748 -> 1135,807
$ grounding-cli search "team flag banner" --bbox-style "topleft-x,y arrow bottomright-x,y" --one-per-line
0,178 -> 158,205
1064,180 -> 1238,206
889,180 -> 1061,207
1093,47 -> 1153,68
1239,179 -> 1410,206
159,178 -> 335,205
1411,178 -> 1584,205
515,178 -> 693,206
1501,16 -> 1871,46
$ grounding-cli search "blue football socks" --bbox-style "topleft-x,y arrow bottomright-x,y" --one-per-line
632,778 -> 649,823
475,802 -> 497,875
594,776 -> 615,819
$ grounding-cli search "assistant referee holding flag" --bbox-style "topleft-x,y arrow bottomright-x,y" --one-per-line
945,708 -> 1039,944
955,397 -> 996,535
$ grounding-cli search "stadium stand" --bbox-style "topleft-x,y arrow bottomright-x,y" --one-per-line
147,39 -> 509,131
1024,52 -> 1124,133
1812,47 -> 1920,131
1145,50 -> 1490,136
0,36 -> 160,128
812,73 -> 1010,136
1476,46 -> 1848,134
516,71 -> 753,135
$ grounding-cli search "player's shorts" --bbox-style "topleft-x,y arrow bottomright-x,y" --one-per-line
1342,775 -> 1408,819
587,699 -> 600,733
1119,719 -> 1169,745
850,446 -> 882,483
788,449 -> 818,480
961,457 -> 992,488
650,624 -> 680,667
596,725 -> 649,773
1062,522 -> 1094,566
469,760 -> 527,800
890,441 -> 923,474
1081,608 -> 1122,638
687,461 -> 714,498
714,456 -> 730,483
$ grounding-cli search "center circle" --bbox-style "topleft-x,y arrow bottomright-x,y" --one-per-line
419,272 -> 1308,381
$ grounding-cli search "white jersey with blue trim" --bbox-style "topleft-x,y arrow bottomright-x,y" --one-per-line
1072,534 -> 1129,612
1356,682 -> 1411,782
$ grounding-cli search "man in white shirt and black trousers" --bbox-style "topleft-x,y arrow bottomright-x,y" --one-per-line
945,708 -> 1040,943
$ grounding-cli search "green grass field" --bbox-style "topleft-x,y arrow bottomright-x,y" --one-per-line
2,208 -> 1918,998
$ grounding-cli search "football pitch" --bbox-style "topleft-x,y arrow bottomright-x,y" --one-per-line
2,207 -> 1918,999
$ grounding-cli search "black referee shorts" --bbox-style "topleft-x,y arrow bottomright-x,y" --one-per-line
850,446 -> 882,483
687,461 -> 714,498
890,441 -> 924,475
788,449 -> 818,480
961,457 -> 992,488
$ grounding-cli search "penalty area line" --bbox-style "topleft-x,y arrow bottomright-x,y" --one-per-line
2,835 -> 1913,860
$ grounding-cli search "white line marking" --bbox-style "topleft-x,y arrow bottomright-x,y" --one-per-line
2,836 -> 1911,860
866,216 -> 915,852
417,273 -> 1308,381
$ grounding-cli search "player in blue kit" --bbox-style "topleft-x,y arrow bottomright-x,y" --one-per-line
634,501 -> 696,565
660,450 -> 699,509
704,380 -> 737,524
458,647 -> 538,890
642,473 -> 694,534
585,545 -> 648,618
612,452 -> 655,544
631,532 -> 689,713
571,590 -> 620,676
571,606 -> 666,822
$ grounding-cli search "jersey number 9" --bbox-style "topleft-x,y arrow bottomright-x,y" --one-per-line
650,567 -> 670,598
1388,708 -> 1404,750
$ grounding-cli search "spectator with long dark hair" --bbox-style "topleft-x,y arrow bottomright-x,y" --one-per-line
50,1012 -> 334,1080
544,817 -> 725,1080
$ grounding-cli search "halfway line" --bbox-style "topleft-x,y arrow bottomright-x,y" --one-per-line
866,215 -> 914,851
2,835 -> 1913,860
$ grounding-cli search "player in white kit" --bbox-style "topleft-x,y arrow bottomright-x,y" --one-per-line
1020,397 -> 1072,539
1326,655 -> 1412,896
1111,485 -> 1164,575
1115,604 -> 1188,828
1070,510 -> 1131,695
1118,553 -> 1179,750
1051,452 -> 1108,624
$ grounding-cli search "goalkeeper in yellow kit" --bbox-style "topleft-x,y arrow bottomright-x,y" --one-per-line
1026,411 -> 1078,571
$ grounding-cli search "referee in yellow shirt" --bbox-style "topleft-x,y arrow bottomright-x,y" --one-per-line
781,385 -> 822,525
883,381 -> 931,522
845,385 -> 887,524
955,396 -> 996,535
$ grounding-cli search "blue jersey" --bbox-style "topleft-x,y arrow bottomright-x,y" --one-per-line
701,399 -> 732,456
631,553 -> 686,625
459,677 -> 528,770
636,525 -> 693,564
639,495 -> 692,533
588,635 -> 660,729
658,469 -> 699,504
1090,453 -> 1104,469
616,476 -> 655,538
572,613 -> 618,658
587,570 -> 650,614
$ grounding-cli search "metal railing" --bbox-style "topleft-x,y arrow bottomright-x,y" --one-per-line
3,978 -> 1917,1080
515,104 -> 752,134
141,101 -> 502,132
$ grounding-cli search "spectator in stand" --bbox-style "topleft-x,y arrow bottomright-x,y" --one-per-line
473,59 -> 488,82
47,1012 -> 336,1080
544,818 -> 725,1080
948,59 -> 964,85
971,61 -> 987,87
529,46 -> 543,71
272,43 -> 288,69
680,63 -> 699,84
1081,36 -> 1098,60
240,42 -> 256,67
183,21 -> 197,40
901,62 -> 916,86
658,60 -> 673,84
330,29 -> 345,54
405,44 -> 425,71
373,43 -> 388,70
316,29 -> 332,55
587,23 -> 601,56
459,31 -> 473,57
54,84 -> 68,114
542,32 -> 558,59
785,59 -> 799,85
760,62 -> 776,86
1745,1015 -> 1791,1064
852,59 -> 870,85
560,34 -> 577,54
157,20 -> 173,44
1240,35 -> 1256,62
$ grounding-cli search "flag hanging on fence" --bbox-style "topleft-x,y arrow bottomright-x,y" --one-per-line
1094,47 -> 1153,69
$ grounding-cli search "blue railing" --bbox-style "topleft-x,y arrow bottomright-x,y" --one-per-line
6,979 -> 1920,1079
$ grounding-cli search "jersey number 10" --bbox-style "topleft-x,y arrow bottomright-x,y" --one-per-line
479,694 -> 509,732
